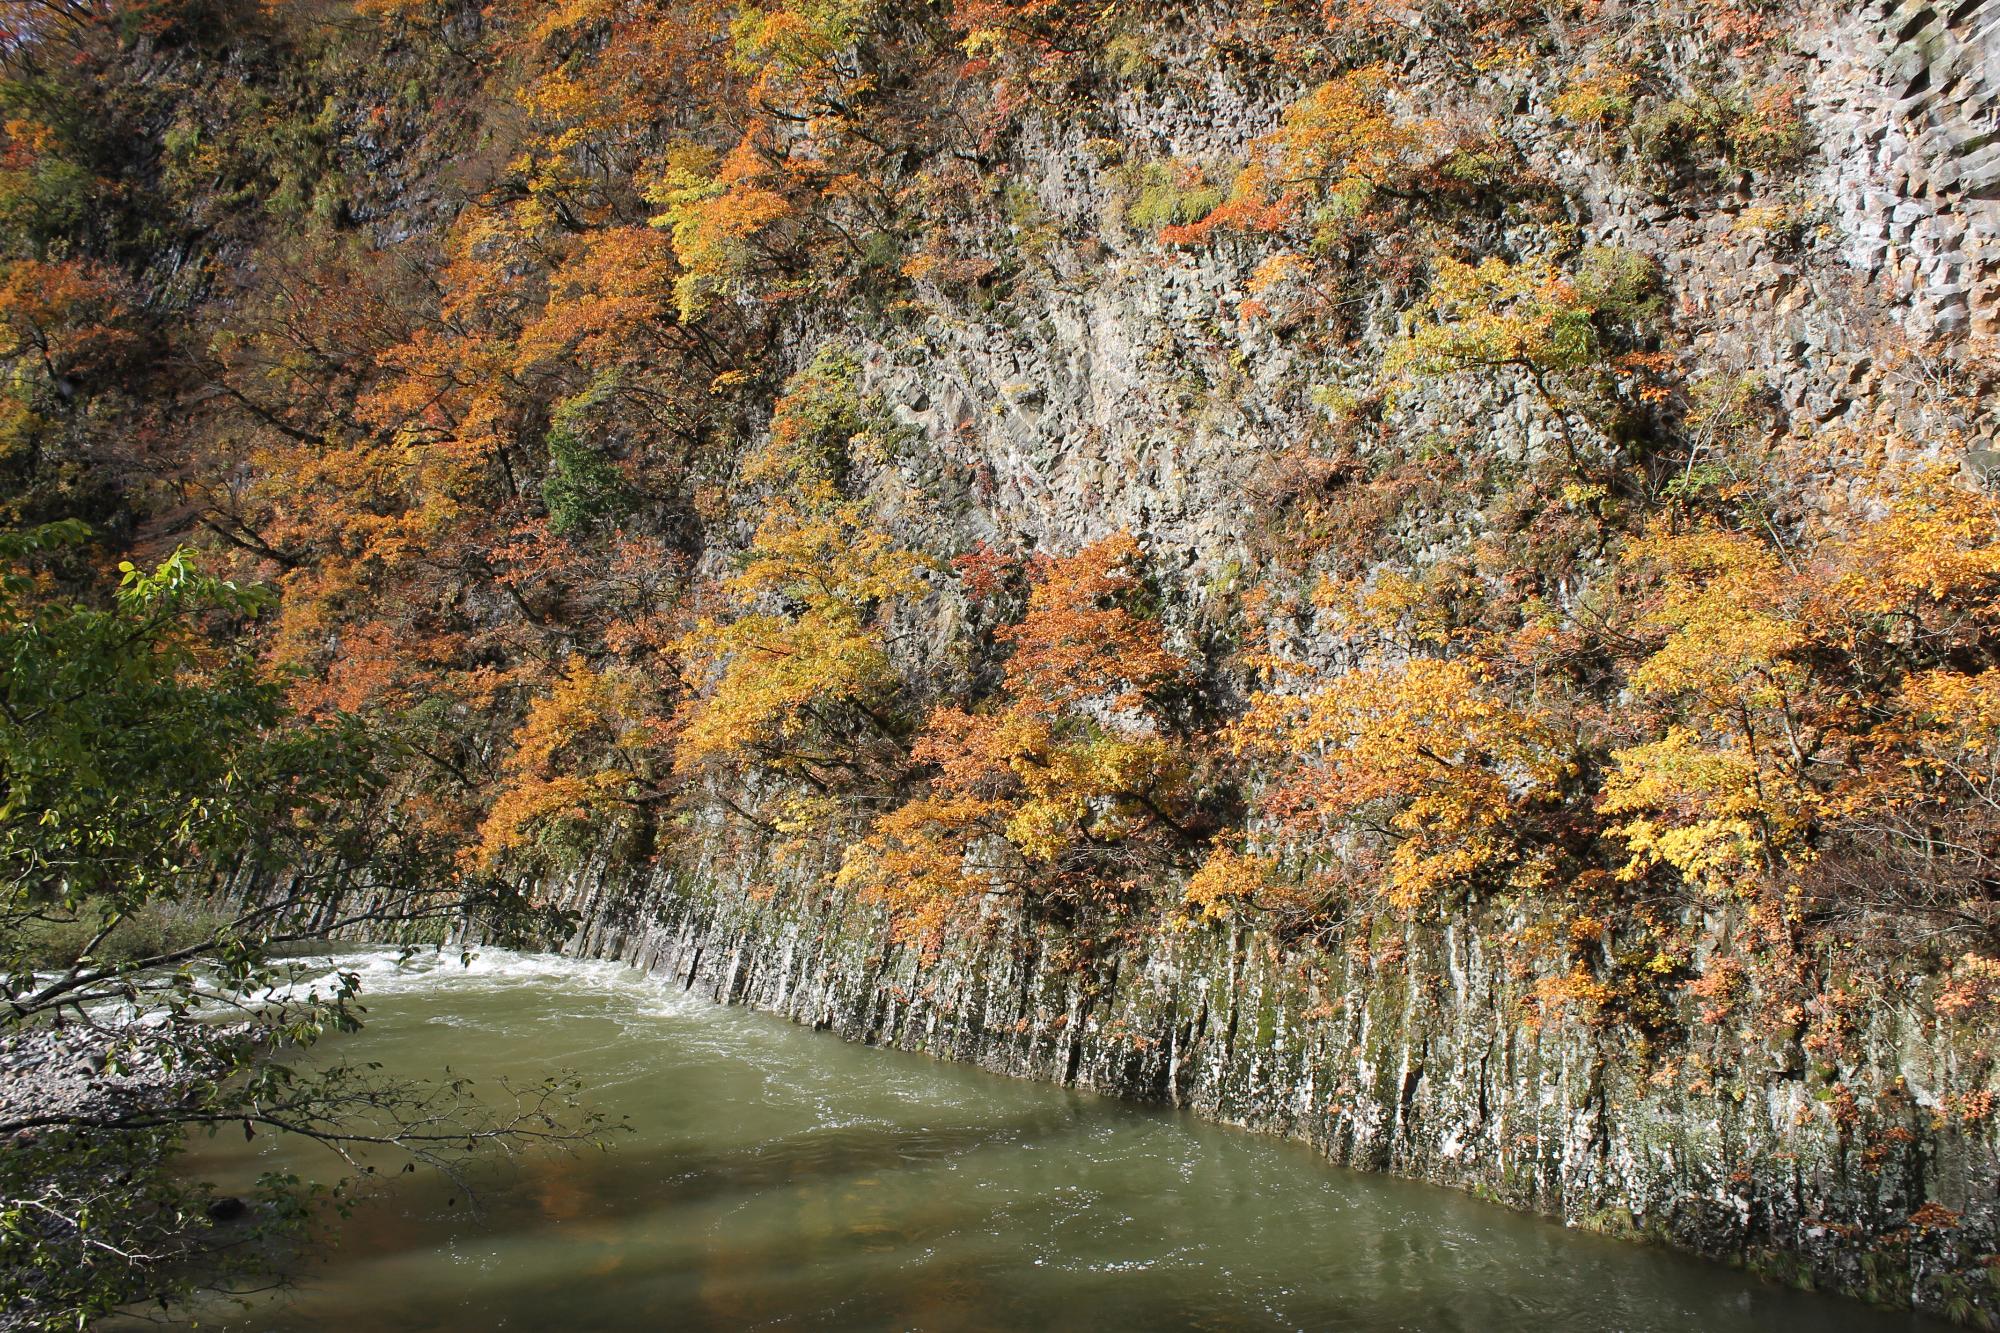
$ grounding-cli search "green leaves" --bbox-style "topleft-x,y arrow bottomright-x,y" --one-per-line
0,535 -> 286,924
0,526 -> 592,1328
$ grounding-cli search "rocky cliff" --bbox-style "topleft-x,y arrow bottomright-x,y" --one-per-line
16,0 -> 1995,1322
531,2 -> 2000,1323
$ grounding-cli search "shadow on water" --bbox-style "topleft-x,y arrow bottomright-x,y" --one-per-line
153,950 -> 1957,1333
329,1106 -> 1095,1240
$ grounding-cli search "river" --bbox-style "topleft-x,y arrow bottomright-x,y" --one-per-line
175,948 -> 1949,1331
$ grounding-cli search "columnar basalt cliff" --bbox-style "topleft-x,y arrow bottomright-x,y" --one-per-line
1822,2 -> 2000,344
10,0 -> 2000,1325
529,2 -> 2000,1322
561,848 -> 1996,1319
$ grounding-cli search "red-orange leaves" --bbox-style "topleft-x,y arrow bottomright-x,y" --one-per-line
514,226 -> 678,372
0,257 -> 146,507
998,531 -> 1188,715
950,540 -> 1016,603
839,534 -> 1201,940
0,258 -> 141,385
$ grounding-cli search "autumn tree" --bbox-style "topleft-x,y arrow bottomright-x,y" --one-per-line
0,258 -> 144,521
839,533 -> 1209,941
1225,655 -> 1574,918
672,497 -> 927,829
648,138 -> 799,323
478,657 -> 675,869
670,347 -> 928,840
949,0 -> 1128,120
1602,464 -> 2000,937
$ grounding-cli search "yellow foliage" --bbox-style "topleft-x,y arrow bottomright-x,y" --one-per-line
833,791 -> 1006,938
1164,67 -> 1431,243
1385,256 -> 1599,385
647,138 -> 795,321
1551,65 -> 1639,127
673,493 -> 926,784
513,226 -> 677,370
1600,465 -> 2000,897
1233,658 -> 1570,911
1329,567 -> 1475,647
1273,67 -> 1431,205
741,343 -> 876,492
1599,727 -> 1802,893
1182,846 -> 1275,923
732,0 -> 876,97
999,726 -> 1188,861
1247,252 -> 1312,296
1527,965 -> 1616,1028
1621,524 -> 1801,710
1900,668 -> 2000,766
1827,466 -> 2000,614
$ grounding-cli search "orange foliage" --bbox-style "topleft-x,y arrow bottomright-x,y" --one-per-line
477,658 -> 670,865
1235,657 -> 1572,911
0,258 -> 140,382
840,533 -> 1201,939
44,0 -> 1997,1077
997,532 -> 1188,713
1164,67 -> 1434,245
514,226 -> 678,371
648,137 -> 799,321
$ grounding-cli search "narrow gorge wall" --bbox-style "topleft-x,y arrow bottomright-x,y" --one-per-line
557,842 -> 1997,1324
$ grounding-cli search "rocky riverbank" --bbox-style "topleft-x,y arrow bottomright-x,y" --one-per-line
0,1025 -> 230,1138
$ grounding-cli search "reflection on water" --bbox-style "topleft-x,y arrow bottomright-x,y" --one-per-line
170,949 -> 1945,1332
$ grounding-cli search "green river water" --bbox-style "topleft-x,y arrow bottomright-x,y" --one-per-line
175,948 -> 1951,1332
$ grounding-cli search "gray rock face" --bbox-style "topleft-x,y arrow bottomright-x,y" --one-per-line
1817,2 -> 2000,344
799,1 -> 2000,631
0,1025 -> 243,1135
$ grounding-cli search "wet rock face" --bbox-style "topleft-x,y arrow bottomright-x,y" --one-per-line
556,4 -> 2000,1324
556,851 -> 1998,1324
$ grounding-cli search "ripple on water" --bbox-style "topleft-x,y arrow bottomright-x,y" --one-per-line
264,945 -> 709,1017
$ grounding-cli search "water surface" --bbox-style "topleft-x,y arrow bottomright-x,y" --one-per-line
179,949 -> 1946,1332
